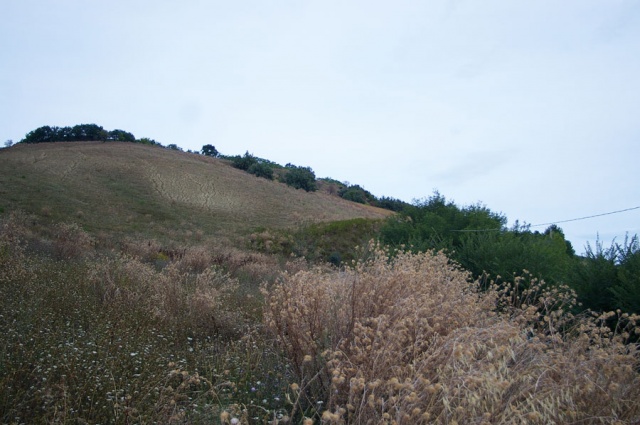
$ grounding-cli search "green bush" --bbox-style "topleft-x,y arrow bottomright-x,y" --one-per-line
380,192 -> 506,253
455,225 -> 574,288
292,218 -> 382,265
108,129 -> 136,142
231,151 -> 258,171
571,235 -> 640,313
247,162 -> 274,180
201,144 -> 219,157
339,184 -> 376,205
612,235 -> 640,313
375,195 -> 409,212
283,164 -> 317,192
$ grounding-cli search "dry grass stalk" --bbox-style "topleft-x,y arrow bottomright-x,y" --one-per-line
264,242 -> 640,424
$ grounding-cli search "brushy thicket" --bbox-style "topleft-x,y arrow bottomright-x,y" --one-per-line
265,243 -> 640,424
2,210 -> 640,424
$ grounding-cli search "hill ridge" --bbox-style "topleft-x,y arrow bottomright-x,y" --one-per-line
0,142 -> 391,241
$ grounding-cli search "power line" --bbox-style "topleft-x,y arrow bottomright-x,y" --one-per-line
449,205 -> 640,233
450,228 -> 502,233
530,206 -> 640,227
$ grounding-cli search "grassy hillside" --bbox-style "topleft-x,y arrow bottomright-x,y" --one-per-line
2,142 -> 639,424
0,142 -> 390,242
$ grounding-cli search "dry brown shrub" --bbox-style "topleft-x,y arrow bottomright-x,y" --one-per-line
176,245 -> 214,273
52,222 -> 94,260
86,253 -> 157,309
120,238 -> 165,262
264,243 -> 640,424
155,263 -> 243,336
87,253 -> 243,337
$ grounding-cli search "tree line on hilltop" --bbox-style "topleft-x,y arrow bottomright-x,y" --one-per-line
20,124 -> 162,146
200,145 -> 409,210
16,124 -> 409,211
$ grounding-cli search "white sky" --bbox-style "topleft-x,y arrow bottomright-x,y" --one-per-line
1,0 -> 639,254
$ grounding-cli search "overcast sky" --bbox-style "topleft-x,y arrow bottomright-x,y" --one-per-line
2,0 -> 639,253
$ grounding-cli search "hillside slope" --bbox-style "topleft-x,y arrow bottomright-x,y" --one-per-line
0,142 -> 391,241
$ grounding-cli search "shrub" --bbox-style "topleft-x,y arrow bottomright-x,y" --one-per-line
283,164 -> 317,192
338,184 -> 374,205
375,195 -> 409,212
201,144 -> 219,157
264,243 -> 640,424
231,151 -> 258,171
573,234 -> 640,314
108,129 -> 136,142
613,235 -> 640,313
52,222 -> 94,260
248,162 -> 274,180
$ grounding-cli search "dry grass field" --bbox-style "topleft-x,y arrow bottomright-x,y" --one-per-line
0,142 -> 390,242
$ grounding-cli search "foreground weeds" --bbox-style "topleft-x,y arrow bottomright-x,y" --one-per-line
265,243 -> 640,424
2,211 -> 640,424
0,214 -> 295,424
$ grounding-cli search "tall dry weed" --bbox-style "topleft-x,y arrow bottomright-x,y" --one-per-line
0,210 -> 36,285
264,243 -> 640,424
87,253 -> 243,338
52,222 -> 94,260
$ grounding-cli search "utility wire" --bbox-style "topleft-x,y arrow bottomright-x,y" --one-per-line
449,205 -> 640,233
530,206 -> 640,227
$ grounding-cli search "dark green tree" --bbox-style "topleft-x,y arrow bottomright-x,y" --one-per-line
248,162 -> 274,179
21,126 -> 58,143
570,238 -> 619,312
70,124 -> 108,141
283,164 -> 317,192
137,137 -> 161,146
375,196 -> 409,212
612,235 -> 640,313
339,185 -> 376,205
108,129 -> 136,142
201,144 -> 219,157
380,192 -> 506,252
456,224 -> 574,288
231,152 -> 258,171
21,124 -> 110,143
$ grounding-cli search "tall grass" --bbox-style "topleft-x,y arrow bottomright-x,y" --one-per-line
0,213 -> 295,424
265,243 -> 640,424
3,209 -> 640,424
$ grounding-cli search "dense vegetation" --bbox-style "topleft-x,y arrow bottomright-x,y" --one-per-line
379,192 -> 640,314
2,210 -> 639,424
21,123 -> 162,146
2,129 -> 639,423
227,152 -> 407,208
